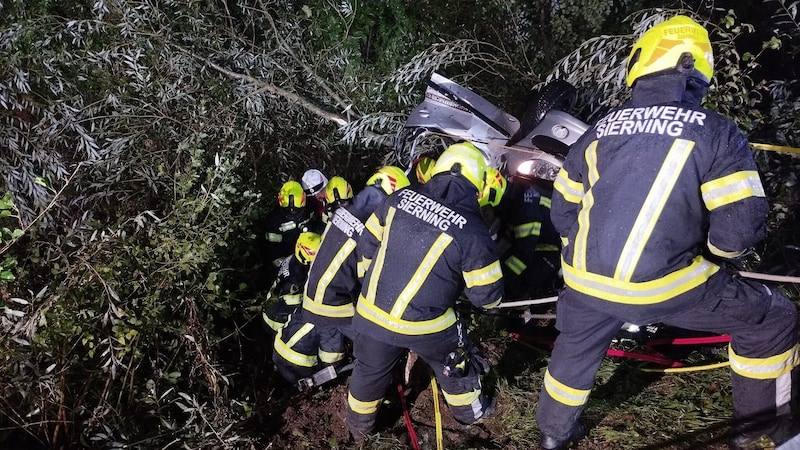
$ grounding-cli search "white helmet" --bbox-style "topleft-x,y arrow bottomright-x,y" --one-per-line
301,169 -> 328,196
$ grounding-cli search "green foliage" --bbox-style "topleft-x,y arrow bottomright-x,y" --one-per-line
0,192 -> 22,284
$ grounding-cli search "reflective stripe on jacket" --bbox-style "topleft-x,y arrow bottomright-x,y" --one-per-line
355,175 -> 503,338
303,187 -> 385,324
551,75 -> 768,305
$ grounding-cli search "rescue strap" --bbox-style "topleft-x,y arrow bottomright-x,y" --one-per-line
751,143 -> 800,155
430,373 -> 444,450
397,382 -> 421,450
510,333 -> 731,372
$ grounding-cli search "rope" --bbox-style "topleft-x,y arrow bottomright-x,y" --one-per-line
397,383 -> 421,450
430,374 -> 444,450
495,296 -> 558,308
751,142 -> 800,155
492,270 -> 798,312
738,271 -> 800,284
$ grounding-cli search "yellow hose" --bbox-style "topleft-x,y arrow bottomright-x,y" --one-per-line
641,361 -> 729,373
430,374 -> 444,450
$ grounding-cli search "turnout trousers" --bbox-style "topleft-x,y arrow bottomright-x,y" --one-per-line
346,325 -> 490,438
272,313 -> 346,384
537,271 -> 799,442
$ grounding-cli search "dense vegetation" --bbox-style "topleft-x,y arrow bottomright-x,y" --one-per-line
0,0 -> 798,448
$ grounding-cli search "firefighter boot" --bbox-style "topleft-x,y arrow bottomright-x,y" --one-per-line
728,415 -> 800,449
539,423 -> 586,450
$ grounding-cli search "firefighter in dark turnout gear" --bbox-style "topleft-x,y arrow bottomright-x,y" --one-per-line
535,16 -> 799,450
322,175 -> 354,222
262,180 -> 317,266
273,168 -> 410,385
498,159 -> 563,300
261,232 -> 321,332
346,142 -> 503,439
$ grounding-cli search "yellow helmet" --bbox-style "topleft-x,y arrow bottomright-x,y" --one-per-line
324,176 -> 353,204
366,166 -> 411,195
295,232 -> 321,265
431,142 -> 488,194
277,180 -> 306,209
414,156 -> 437,184
479,167 -> 507,207
625,15 -> 713,87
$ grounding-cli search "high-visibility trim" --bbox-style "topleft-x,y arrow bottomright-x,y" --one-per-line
390,233 -> 453,317
481,297 -> 502,309
561,236 -> 569,247
357,298 -> 457,335
463,260 -> 502,288
282,293 -> 302,306
707,240 -> 745,258
278,221 -> 299,232
302,294 -> 355,318
504,255 -> 527,275
562,255 -> 719,304
261,312 -> 286,332
357,257 -> 371,278
701,170 -> 765,210
615,139 -> 694,282
543,368 -> 590,407
540,196 -> 552,208
729,344 -> 800,380
441,387 -> 481,407
319,349 -> 344,364
553,169 -> 583,204
573,141 -> 599,271
274,323 -> 317,367
365,213 -> 384,241
363,209 -> 396,305
514,221 -> 542,239
312,238 -> 356,304
348,392 -> 381,415
535,244 -> 560,252
267,232 -> 283,242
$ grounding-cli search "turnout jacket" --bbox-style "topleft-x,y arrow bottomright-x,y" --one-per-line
354,174 -> 503,340
302,186 -> 387,326
500,180 -> 561,277
263,205 -> 316,260
274,254 -> 309,305
552,73 -> 768,308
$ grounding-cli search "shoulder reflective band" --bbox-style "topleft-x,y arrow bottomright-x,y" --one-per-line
751,143 -> 800,155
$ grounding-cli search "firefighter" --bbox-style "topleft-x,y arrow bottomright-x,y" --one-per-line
301,166 -> 411,360
497,158 -> 563,300
322,175 -> 354,221
535,16 -> 799,450
262,180 -> 315,267
303,166 -> 410,326
302,168 -> 329,219
346,142 -> 503,439
477,166 -> 508,242
273,167 -> 410,385
261,231 -> 321,332
412,155 -> 437,184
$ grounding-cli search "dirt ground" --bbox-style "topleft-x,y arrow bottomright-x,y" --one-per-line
260,331 -> 740,450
